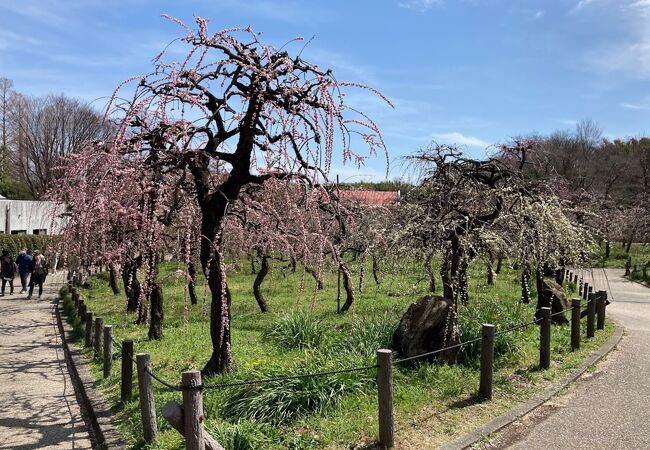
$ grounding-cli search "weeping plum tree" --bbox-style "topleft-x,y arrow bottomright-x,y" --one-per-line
107,17 -> 390,375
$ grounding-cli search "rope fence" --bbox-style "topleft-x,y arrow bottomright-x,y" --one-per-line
64,267 -> 610,449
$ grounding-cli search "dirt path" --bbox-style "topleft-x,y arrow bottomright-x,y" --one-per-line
0,273 -> 92,449
481,269 -> 650,450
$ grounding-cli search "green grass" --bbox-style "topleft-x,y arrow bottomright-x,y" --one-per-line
64,258 -> 616,450
599,242 -> 650,269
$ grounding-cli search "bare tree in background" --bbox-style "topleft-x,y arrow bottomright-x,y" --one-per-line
10,94 -> 113,198
0,78 -> 14,180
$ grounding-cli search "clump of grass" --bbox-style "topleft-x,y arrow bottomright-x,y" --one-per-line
333,315 -> 397,358
217,352 -> 375,424
268,313 -> 327,350
458,297 -> 534,366
206,419 -> 321,450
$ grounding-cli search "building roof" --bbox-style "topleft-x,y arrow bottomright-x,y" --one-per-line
339,190 -> 400,207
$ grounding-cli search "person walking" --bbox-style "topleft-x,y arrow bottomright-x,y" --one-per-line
27,251 -> 47,300
1,250 -> 17,296
16,249 -> 32,294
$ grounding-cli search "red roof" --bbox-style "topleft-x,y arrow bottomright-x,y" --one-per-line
339,190 -> 400,207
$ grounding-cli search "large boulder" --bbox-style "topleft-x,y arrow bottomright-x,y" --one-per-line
392,295 -> 460,364
540,278 -> 570,324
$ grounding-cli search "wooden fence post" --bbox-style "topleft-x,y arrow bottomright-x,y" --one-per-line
587,292 -> 596,338
79,302 -> 86,323
103,325 -> 113,378
582,282 -> 589,300
597,290 -> 607,330
571,299 -> 581,351
136,353 -> 157,444
573,274 -> 578,285
93,317 -> 103,356
84,312 -> 93,347
72,288 -> 79,309
479,323 -> 495,400
540,307 -> 551,370
377,349 -> 394,449
121,340 -> 134,402
578,280 -> 583,296
182,371 -> 204,450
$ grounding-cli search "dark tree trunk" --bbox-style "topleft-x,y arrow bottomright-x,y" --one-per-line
458,262 -> 469,305
441,256 -> 454,301
202,248 -> 232,375
252,253 -> 270,313
250,253 -> 256,274
605,240 -> 611,259
121,258 -> 140,313
486,260 -> 494,286
495,257 -> 503,274
424,253 -> 436,293
188,261 -> 197,305
372,254 -> 381,285
108,262 -> 120,295
199,202 -> 233,376
359,264 -> 365,296
626,227 -> 636,253
305,266 -> 323,290
148,283 -> 164,340
534,265 -> 548,313
339,260 -> 355,313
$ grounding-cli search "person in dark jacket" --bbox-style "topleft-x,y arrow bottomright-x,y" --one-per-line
1,250 -> 17,296
27,251 -> 47,300
16,249 -> 32,294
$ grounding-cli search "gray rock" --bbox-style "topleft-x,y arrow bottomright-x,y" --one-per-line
392,295 -> 460,364
541,277 -> 569,324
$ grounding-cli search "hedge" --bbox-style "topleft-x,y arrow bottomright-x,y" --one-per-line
0,235 -> 51,256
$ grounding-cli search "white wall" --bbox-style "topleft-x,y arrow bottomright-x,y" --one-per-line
0,200 -> 65,235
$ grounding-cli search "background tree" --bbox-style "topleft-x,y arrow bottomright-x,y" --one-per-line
11,93 -> 113,198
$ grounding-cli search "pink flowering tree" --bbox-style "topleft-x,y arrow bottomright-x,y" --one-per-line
107,17 -> 390,374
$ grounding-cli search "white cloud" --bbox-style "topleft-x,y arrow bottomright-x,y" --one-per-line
620,102 -> 650,110
431,132 -> 489,148
535,10 -> 546,19
574,0 -> 595,10
582,0 -> 650,79
398,0 -> 443,12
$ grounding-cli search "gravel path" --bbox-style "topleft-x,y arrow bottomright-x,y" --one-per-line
0,273 -> 91,449
483,269 -> 650,450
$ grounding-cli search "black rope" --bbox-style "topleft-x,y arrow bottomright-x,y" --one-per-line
201,364 -> 379,390
493,317 -> 540,337
550,306 -> 574,317
146,367 -> 183,391
392,335 -> 484,366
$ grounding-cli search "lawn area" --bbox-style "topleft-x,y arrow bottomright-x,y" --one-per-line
599,242 -> 650,269
63,258 -> 615,450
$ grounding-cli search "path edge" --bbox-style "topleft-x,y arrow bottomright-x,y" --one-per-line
54,295 -> 127,450
438,322 -> 624,450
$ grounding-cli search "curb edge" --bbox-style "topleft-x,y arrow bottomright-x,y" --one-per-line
437,322 -> 625,450
54,296 -> 128,450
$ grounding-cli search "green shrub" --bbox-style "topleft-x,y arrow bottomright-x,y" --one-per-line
0,234 -> 51,256
217,352 -> 375,424
332,315 -> 397,358
458,297 -> 533,366
268,314 -> 327,350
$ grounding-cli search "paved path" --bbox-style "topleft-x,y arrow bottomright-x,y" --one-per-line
484,269 -> 650,450
0,273 -> 91,449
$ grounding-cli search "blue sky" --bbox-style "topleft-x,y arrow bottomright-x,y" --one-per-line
1,0 -> 649,181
